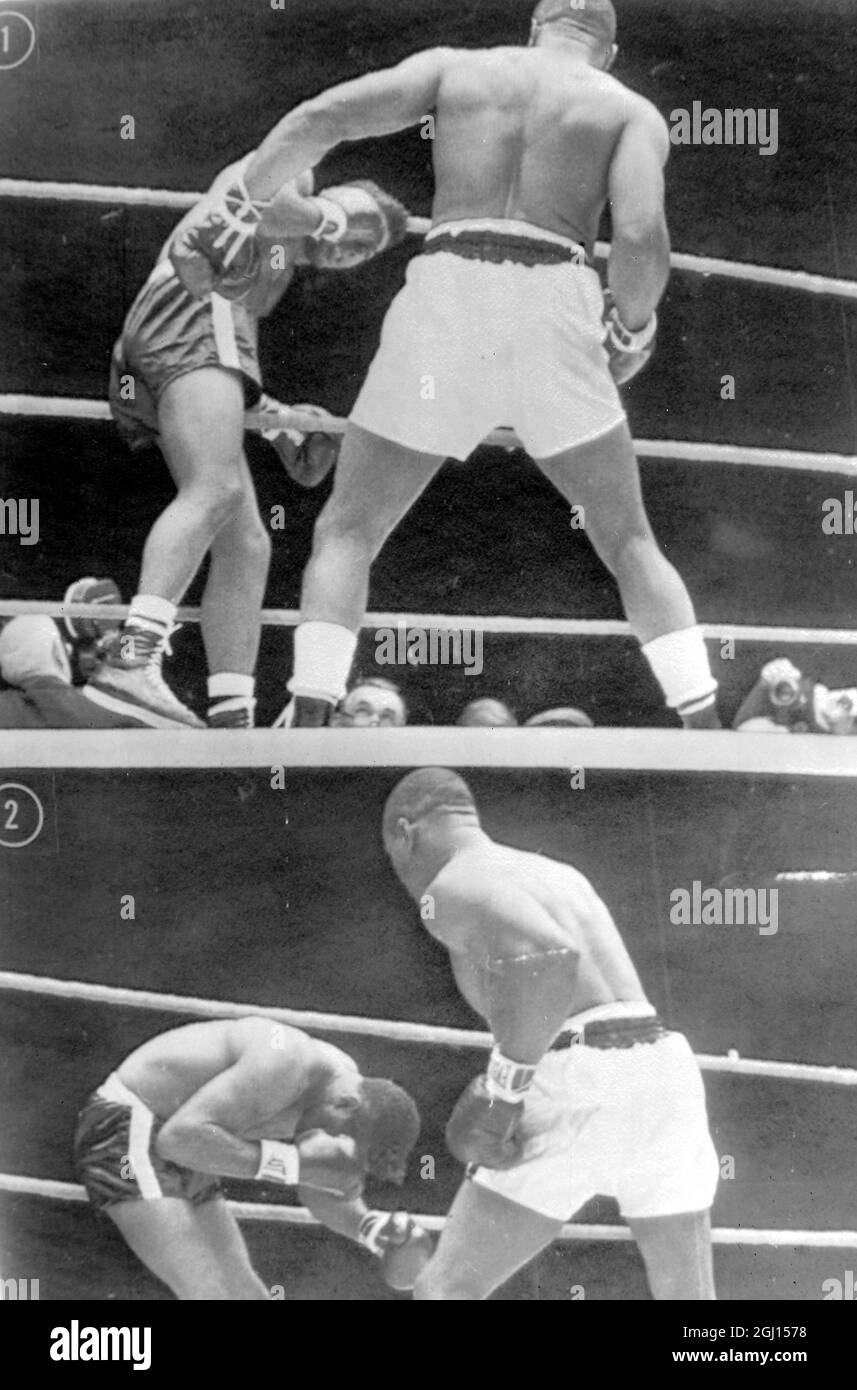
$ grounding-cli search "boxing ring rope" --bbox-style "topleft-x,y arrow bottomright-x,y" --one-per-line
3,392 -> 857,476
3,969 -> 856,1086
1,1172 -> 852,1250
0,727 -> 855,775
3,597 -> 857,650
3,175 -> 857,301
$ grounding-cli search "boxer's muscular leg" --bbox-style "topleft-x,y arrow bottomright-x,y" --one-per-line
138,368 -> 248,602
108,1197 -> 269,1300
413,1179 -> 562,1301
628,1209 -> 716,1300
201,454 -> 271,675
300,423 -> 446,630
536,420 -> 695,646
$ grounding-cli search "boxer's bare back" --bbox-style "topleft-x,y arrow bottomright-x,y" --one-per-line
117,1017 -> 357,1134
428,47 -> 650,248
246,42 -> 668,327
426,842 -> 647,1051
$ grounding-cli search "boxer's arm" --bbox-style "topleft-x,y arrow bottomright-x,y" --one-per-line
606,100 -> 671,332
155,1020 -> 313,1177
298,1185 -> 369,1241
434,876 -> 579,1065
246,48 -> 450,201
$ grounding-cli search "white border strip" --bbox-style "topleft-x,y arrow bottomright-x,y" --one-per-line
2,597 -> 857,648
0,1174 -> 854,1249
2,969 -> 856,1086
3,392 -> 856,475
0,727 -> 854,775
2,177 -> 856,299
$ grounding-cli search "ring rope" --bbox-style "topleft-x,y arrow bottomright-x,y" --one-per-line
0,1173 -> 850,1248
2,969 -> 856,1085
2,392 -> 856,475
0,728 -> 853,775
2,176 -> 855,301
2,596 -> 857,649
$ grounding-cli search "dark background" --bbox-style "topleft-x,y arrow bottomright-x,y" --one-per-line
2,763 -> 857,1298
2,0 -> 857,730
2,0 -> 857,1300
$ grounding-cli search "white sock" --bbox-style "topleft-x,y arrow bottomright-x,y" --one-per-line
641,625 -> 718,713
287,621 -> 357,703
208,673 -> 255,701
128,594 -> 177,630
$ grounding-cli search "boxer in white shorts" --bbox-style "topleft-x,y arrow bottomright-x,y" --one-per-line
174,0 -> 720,731
382,769 -> 720,1300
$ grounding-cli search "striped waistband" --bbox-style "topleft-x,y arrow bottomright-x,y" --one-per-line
550,1002 -> 668,1050
424,219 -> 589,268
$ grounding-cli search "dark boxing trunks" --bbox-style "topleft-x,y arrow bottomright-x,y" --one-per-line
74,1073 -> 222,1213
108,260 -> 263,452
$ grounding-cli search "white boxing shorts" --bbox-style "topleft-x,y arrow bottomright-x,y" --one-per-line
472,1003 -> 720,1222
350,219 -> 627,461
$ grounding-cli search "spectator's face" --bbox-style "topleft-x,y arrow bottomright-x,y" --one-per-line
817,687 -> 857,735
334,684 -> 407,728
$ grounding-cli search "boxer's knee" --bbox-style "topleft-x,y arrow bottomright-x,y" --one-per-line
312,503 -> 381,563
220,511 -> 272,570
592,524 -> 659,580
184,476 -> 247,532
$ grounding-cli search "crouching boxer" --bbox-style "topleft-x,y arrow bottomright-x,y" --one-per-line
382,769 -> 720,1300
86,158 -> 408,729
74,1017 -> 430,1299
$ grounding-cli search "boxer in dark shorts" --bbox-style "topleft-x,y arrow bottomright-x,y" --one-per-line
74,1018 -> 430,1299
85,158 -> 408,728
108,265 -> 264,455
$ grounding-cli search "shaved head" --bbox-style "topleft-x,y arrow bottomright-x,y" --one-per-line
382,767 -> 478,844
530,0 -> 617,54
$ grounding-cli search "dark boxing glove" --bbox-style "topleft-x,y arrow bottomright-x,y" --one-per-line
601,289 -> 657,386
170,176 -> 270,300
445,1074 -> 526,1170
256,397 -> 341,488
357,1210 -> 434,1291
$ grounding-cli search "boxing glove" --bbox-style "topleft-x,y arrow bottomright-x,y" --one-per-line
170,177 -> 269,300
294,1129 -> 365,1200
358,1210 -> 434,1291
445,1074 -> 524,1169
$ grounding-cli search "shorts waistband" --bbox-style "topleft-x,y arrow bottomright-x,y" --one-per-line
550,1002 -> 667,1051
423,219 -> 589,268
97,1072 -> 148,1109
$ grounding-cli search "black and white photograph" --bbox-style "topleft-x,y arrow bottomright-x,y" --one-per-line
1,0 -> 856,1330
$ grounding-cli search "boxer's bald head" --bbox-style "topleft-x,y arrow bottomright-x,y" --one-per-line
529,0 -> 617,67
383,768 -> 482,894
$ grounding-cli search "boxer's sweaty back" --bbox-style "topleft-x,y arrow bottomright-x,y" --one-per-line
429,47 -> 635,247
